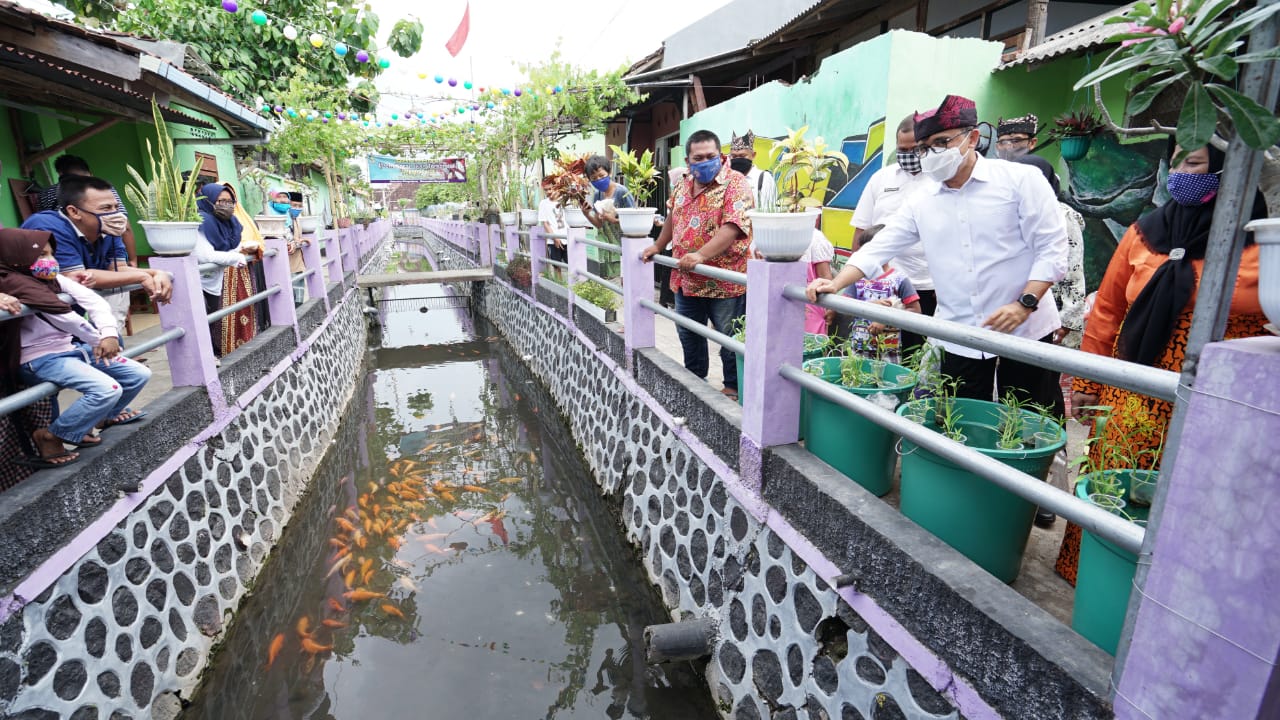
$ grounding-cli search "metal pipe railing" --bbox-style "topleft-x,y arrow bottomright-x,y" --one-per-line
782,285 -> 1179,402
650,253 -> 749,287
573,269 -> 623,296
577,237 -> 622,253
207,286 -> 281,323
542,258 -> 569,270
2,284 -> 144,323
639,297 -> 745,355
0,327 -> 187,419
779,364 -> 1145,555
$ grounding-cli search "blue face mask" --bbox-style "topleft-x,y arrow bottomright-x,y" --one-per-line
690,157 -> 722,184
590,176 -> 611,192
1166,172 -> 1220,206
288,207 -> 302,218
271,202 -> 291,214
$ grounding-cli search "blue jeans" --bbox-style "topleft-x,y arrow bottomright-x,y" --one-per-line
674,290 -> 745,390
20,343 -> 151,445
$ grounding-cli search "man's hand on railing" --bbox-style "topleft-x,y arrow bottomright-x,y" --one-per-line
0,293 -> 20,315
141,272 -> 172,305
806,277 -> 838,302
640,244 -> 662,263
94,336 -> 120,362
677,251 -> 705,271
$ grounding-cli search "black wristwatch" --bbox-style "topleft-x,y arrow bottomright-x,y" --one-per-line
1017,293 -> 1039,311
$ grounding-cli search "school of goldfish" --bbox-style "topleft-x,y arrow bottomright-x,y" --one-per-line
266,420 -> 526,673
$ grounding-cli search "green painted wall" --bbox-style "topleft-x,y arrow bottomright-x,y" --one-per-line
0,111 -> 24,228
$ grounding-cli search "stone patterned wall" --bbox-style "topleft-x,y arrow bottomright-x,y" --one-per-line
0,265 -> 381,719
427,236 -> 961,720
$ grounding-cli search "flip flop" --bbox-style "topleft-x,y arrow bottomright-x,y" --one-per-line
101,409 -> 147,428
13,453 -> 80,469
65,435 -> 102,449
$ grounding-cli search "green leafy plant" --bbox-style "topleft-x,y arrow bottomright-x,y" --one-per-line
996,390 -> 1029,450
572,280 -> 619,312
1051,109 -> 1105,139
608,145 -> 660,206
125,99 -> 199,223
933,376 -> 965,442
764,126 -> 849,213
730,315 -> 747,342
540,155 -> 593,206
1076,0 -> 1280,153
387,18 -> 424,58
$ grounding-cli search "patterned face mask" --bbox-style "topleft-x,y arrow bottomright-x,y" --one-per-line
896,149 -> 922,175
30,256 -> 59,280
1166,172 -> 1220,206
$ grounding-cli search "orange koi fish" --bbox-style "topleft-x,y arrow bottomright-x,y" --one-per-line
344,589 -> 387,602
489,516 -> 509,546
267,633 -> 285,668
363,569 -> 375,586
438,491 -> 456,503
322,618 -> 347,629
344,569 -> 357,589
331,546 -> 351,563
359,558 -> 373,577
424,543 -> 445,555
334,517 -> 356,533
358,495 -> 369,509
327,598 -> 346,613
296,617 -> 312,638
420,532 -> 447,542
300,637 -> 333,654
328,538 -> 347,549
461,485 -> 490,494
498,477 -> 522,485
381,604 -> 405,619
367,481 -> 379,494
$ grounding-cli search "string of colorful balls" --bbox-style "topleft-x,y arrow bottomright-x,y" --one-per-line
258,83 -> 568,124
218,0 -> 394,68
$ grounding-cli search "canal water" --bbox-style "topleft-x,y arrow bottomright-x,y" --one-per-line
184,282 -> 716,719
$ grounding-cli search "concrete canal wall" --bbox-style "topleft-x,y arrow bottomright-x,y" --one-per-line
419,230 -> 1114,720
0,225 -> 393,719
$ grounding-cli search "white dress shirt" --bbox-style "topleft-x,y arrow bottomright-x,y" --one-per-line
848,155 -> 1068,359
850,164 -> 933,290
537,197 -> 564,244
746,166 -> 777,210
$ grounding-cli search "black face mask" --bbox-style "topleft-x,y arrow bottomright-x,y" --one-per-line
729,157 -> 753,174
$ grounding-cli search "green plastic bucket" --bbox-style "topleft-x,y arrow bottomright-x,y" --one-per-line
1072,470 -> 1154,655
734,334 -> 828,414
802,357 -> 916,496
896,397 -> 1066,583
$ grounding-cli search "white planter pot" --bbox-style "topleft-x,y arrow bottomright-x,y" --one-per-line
138,221 -> 200,257
255,215 -> 289,238
500,211 -> 517,226
616,207 -> 658,237
1245,218 -> 1280,327
563,205 -> 590,228
298,215 -> 320,234
519,209 -> 539,226
748,209 -> 819,262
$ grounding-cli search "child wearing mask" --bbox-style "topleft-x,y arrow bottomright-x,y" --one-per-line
842,224 -> 922,363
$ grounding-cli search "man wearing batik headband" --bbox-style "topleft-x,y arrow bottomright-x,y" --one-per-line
728,131 -> 777,210
848,114 -> 934,355
996,114 -> 1039,161
810,94 -> 1068,417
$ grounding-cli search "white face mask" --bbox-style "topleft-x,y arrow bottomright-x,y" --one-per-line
100,211 -> 129,237
920,134 -> 971,182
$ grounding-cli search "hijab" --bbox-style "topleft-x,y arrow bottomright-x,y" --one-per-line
0,228 -> 71,391
1118,144 -> 1267,366
197,183 -> 244,252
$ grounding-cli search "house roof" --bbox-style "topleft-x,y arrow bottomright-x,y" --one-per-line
0,0 -> 270,137
1000,2 -> 1137,69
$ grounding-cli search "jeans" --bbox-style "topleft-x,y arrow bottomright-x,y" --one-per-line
674,290 -> 745,390
20,343 -> 151,445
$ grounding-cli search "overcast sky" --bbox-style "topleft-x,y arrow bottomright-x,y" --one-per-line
368,0 -> 734,117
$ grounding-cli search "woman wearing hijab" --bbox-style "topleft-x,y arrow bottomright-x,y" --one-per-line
0,228 -> 150,469
195,183 -> 251,358
1054,144 -> 1269,583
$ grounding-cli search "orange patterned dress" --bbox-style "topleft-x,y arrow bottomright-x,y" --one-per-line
1055,224 -> 1267,583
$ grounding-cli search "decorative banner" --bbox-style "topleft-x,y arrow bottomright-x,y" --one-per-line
445,1 -> 470,57
367,154 -> 467,183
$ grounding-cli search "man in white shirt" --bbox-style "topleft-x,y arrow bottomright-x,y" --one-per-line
808,94 -> 1068,414
849,114 -> 934,355
537,195 -> 566,281
729,131 -> 777,210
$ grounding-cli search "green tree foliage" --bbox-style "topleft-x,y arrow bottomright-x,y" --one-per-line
64,0 -> 418,103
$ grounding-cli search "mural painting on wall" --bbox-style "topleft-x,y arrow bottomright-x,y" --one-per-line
739,118 -> 888,251
1060,134 -> 1167,293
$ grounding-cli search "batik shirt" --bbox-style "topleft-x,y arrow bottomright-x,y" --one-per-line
668,159 -> 753,299
843,267 -> 919,359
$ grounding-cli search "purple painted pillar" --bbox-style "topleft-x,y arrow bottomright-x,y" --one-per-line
325,232 -> 344,285
621,235 -> 655,356
300,233 -> 327,310
506,227 -> 519,263
261,237 -> 299,342
151,255 -> 222,399
528,231 -> 546,293
1114,336 -> 1280,720
566,226 -> 587,286
742,258 -> 806,448
339,229 -> 357,274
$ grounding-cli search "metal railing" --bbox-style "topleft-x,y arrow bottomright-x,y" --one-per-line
207,286 -> 282,323
640,298 -> 746,355
541,257 -> 569,270
574,269 -> 622,296
578,237 -> 622,253
650,253 -> 749,286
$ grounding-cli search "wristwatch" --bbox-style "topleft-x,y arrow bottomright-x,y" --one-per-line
1017,293 -> 1039,311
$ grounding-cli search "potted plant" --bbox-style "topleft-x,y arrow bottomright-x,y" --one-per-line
506,255 -> 532,292
572,279 -> 619,323
1244,219 -> 1280,328
802,344 -> 916,496
541,155 -> 593,228
519,180 -> 541,227
1050,109 -> 1103,161
609,144 -> 660,237
124,100 -> 201,256
1069,397 -> 1164,655
896,385 -> 1066,583
749,126 -> 847,261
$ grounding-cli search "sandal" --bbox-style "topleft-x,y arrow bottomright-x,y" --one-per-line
100,409 -> 147,429
720,387 -> 739,401
13,452 -> 80,469
66,434 -> 102,449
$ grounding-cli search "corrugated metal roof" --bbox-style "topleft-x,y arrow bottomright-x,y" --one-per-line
1000,2 -> 1137,69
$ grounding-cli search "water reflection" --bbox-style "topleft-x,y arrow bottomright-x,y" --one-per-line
184,283 -> 713,720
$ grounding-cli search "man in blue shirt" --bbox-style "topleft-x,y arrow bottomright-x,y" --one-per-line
22,176 -> 172,330
36,155 -> 138,267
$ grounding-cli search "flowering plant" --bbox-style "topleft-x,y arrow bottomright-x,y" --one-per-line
1050,109 -> 1104,139
540,154 -> 593,206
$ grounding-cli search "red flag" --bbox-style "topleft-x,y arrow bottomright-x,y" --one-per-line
445,2 -> 470,57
